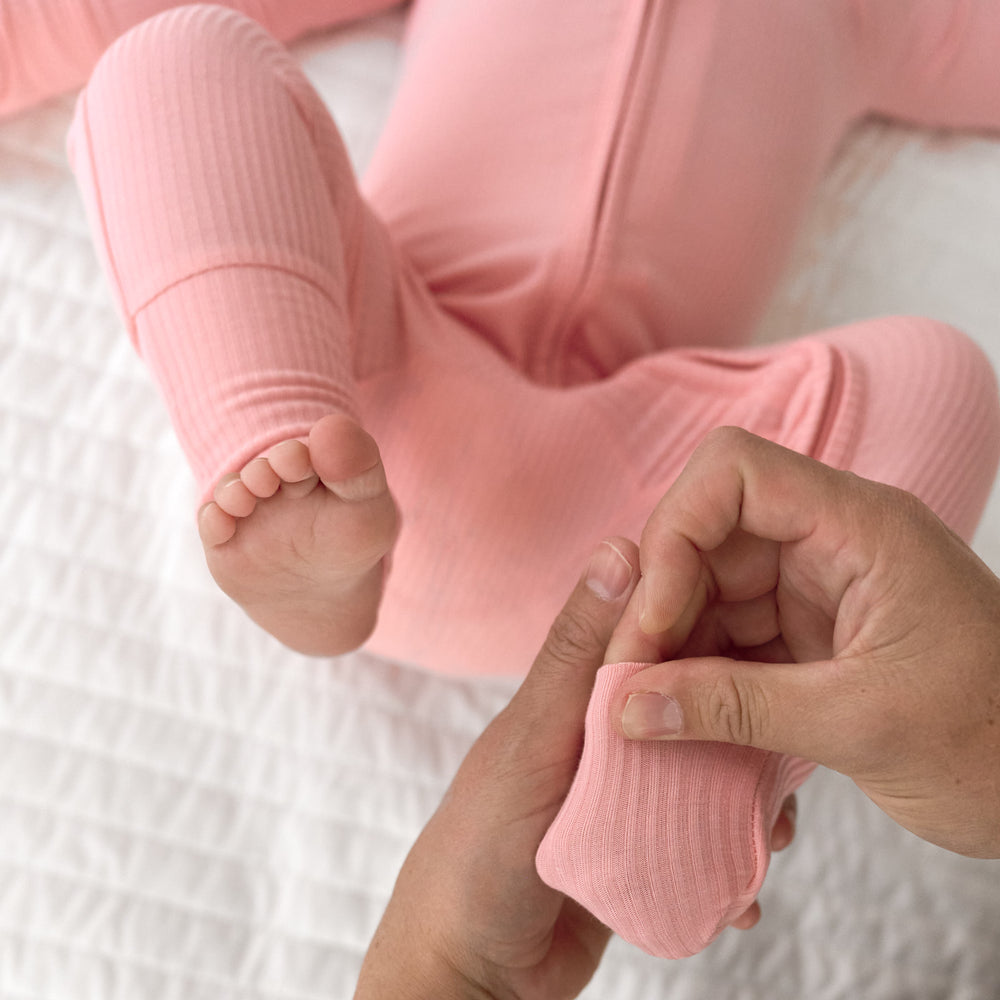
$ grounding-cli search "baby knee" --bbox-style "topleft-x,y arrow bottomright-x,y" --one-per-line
906,317 -> 999,423
831,315 -> 1000,540
80,5 -> 276,111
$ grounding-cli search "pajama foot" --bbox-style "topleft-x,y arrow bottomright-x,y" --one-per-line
198,414 -> 399,656
536,662 -> 810,958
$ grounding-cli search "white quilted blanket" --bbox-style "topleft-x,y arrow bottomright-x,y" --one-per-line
2,10 -> 1000,999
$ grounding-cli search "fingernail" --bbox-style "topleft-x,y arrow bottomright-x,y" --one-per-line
622,692 -> 683,738
584,541 -> 632,601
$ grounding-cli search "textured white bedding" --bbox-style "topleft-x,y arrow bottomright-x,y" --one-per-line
2,10 -> 1000,999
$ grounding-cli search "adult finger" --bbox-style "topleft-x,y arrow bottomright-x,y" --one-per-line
613,653 -> 861,771
637,427 -> 860,635
511,536 -> 640,737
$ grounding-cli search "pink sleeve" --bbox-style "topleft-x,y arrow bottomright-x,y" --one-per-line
0,0 -> 400,118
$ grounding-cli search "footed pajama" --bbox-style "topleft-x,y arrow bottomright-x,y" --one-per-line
7,0 -> 1000,960
536,661 -> 819,958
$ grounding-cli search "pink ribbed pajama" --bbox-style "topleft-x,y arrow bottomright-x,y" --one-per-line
7,0 -> 1000,960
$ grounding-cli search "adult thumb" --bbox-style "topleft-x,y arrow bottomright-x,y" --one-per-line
510,537 -> 640,735
613,655 -> 845,765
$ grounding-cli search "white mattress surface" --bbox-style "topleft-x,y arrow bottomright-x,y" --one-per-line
2,10 -> 1000,999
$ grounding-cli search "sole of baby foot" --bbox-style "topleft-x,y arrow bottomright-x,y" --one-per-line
198,414 -> 399,656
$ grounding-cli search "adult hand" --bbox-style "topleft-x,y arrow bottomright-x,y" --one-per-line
355,537 -> 640,1000
609,427 -> 1000,858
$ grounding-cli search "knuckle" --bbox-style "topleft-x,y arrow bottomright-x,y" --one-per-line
701,425 -> 754,463
705,424 -> 751,450
890,484 -> 938,531
543,607 -> 605,670
703,674 -> 769,747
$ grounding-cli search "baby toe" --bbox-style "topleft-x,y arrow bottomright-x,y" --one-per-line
265,439 -> 314,484
214,474 -> 257,517
240,456 -> 281,498
198,501 -> 237,548
308,414 -> 385,497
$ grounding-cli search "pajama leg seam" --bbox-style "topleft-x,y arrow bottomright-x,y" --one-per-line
131,261 -> 347,332
736,750 -> 789,918
69,90 -> 134,339
805,346 -> 860,471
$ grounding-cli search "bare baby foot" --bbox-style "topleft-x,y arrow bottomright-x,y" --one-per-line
198,414 -> 399,655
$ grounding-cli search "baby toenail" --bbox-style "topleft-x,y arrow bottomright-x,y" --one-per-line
327,463 -> 387,502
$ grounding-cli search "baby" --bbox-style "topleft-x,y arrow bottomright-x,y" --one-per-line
5,0 -> 1000,958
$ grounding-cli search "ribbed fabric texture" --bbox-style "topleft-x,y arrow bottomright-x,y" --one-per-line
65,4 -> 407,489
59,0 -> 1000,677
536,662 -> 817,958
0,0 -> 400,119
16,0 -> 1000,965
818,316 -> 1000,543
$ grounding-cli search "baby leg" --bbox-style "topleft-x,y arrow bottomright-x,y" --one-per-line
69,5 -> 408,654
364,0 -> 871,382
537,317 -> 1000,957
0,0 -> 401,118
361,0 -> 1000,957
